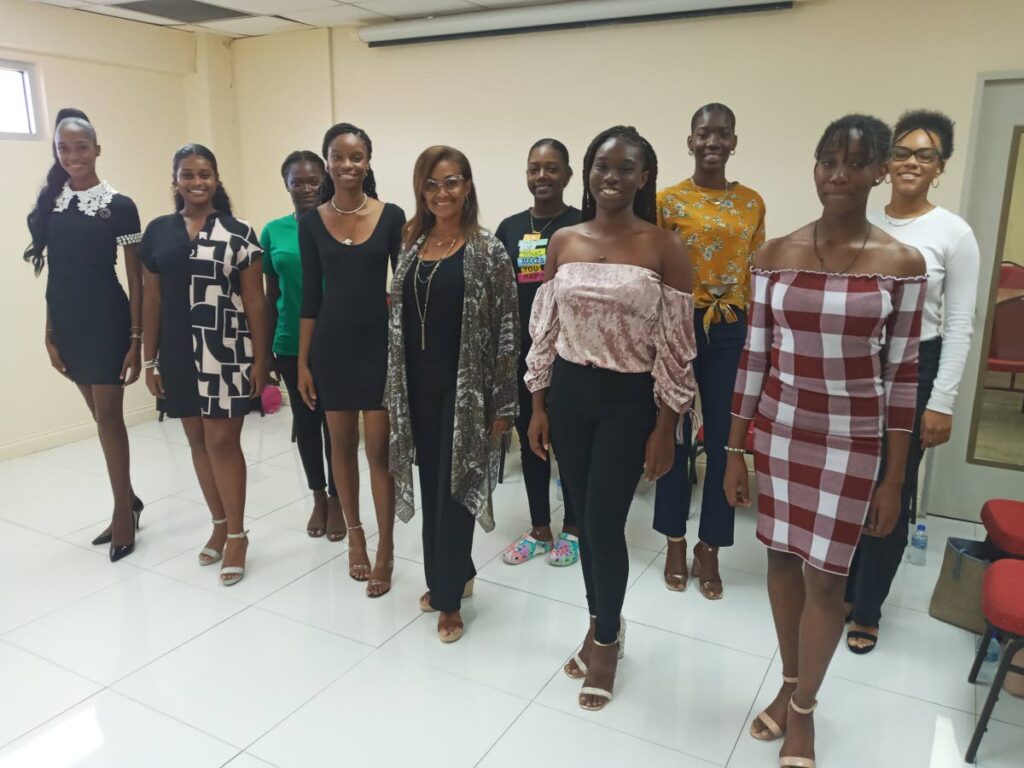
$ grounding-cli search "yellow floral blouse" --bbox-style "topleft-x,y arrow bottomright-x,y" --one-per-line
657,178 -> 766,335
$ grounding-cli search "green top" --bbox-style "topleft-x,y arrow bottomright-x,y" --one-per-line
260,213 -> 302,356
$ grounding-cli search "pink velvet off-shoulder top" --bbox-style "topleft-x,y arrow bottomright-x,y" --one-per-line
524,261 -> 698,417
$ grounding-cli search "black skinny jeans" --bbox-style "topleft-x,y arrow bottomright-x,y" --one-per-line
410,386 -> 477,613
549,357 -> 656,644
275,355 -> 335,496
845,337 -> 942,627
515,364 -> 577,529
653,308 -> 745,546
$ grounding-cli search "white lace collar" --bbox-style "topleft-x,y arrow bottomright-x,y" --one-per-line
53,180 -> 117,216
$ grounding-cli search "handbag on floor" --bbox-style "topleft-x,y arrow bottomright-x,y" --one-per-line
928,537 -> 992,635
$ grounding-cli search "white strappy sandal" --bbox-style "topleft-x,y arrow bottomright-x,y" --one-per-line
578,618 -> 627,712
220,529 -> 249,587
198,517 -> 226,566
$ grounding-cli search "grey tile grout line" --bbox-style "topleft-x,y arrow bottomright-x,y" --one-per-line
725,644 -> 779,767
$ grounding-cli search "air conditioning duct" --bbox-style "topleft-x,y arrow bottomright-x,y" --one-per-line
357,0 -> 799,47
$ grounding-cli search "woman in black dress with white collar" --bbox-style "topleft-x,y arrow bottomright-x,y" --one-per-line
25,108 -> 145,563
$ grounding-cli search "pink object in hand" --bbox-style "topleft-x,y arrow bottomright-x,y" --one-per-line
261,384 -> 282,414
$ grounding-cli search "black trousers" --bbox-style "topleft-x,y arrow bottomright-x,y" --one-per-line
275,355 -> 336,496
845,337 -> 942,627
549,357 -> 656,644
653,308 -> 745,545
515,367 -> 578,529
410,386 -> 476,613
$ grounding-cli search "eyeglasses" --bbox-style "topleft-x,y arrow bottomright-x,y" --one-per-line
422,175 -> 465,195
891,147 -> 942,164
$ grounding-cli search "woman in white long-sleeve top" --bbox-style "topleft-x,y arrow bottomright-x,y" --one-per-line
845,110 -> 980,655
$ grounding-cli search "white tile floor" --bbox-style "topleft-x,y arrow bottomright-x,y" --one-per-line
0,407 -> 1021,767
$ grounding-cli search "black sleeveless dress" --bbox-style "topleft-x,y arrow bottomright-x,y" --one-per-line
299,203 -> 406,411
45,181 -> 142,385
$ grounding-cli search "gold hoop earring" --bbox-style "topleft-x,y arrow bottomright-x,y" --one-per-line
932,177 -> 941,189
730,150 -> 736,156
884,173 -> 891,185
688,149 -> 694,156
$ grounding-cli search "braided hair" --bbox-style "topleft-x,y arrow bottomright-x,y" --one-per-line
172,144 -> 233,216
580,125 -> 658,224
320,123 -> 378,203
24,108 -> 94,276
280,150 -> 325,180
814,114 -> 891,165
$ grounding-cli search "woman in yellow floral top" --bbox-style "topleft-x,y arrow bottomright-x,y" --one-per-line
654,103 -> 765,600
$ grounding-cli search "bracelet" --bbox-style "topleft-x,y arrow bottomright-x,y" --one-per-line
130,333 -> 143,341
143,359 -> 159,370
724,446 -> 745,455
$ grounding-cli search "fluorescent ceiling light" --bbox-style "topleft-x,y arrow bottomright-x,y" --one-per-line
357,0 -> 797,46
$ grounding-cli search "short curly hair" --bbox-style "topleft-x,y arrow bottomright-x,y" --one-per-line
892,109 -> 954,161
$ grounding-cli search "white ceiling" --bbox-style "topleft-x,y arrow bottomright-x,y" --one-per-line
33,0 -> 587,37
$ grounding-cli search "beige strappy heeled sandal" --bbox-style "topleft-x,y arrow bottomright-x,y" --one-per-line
220,529 -> 249,587
419,579 -> 474,613
578,619 -> 627,712
779,695 -> 817,768
750,675 -> 798,740
198,517 -> 227,566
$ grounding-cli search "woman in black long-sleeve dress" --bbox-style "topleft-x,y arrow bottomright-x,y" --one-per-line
297,123 -> 405,597
25,108 -> 144,562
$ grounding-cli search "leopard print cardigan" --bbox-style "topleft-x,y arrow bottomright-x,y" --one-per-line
386,228 -> 520,531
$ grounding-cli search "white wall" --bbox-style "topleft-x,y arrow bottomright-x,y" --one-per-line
0,0 -> 235,458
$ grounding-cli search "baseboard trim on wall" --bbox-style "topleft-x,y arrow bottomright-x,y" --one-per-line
0,406 -> 158,461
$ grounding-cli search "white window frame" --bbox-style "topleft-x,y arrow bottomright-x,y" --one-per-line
0,59 -> 45,141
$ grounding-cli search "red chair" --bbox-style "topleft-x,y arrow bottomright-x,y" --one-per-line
689,419 -> 755,485
966,558 -> 1024,763
981,499 -> 1024,557
986,296 -> 1024,411
999,261 -> 1024,288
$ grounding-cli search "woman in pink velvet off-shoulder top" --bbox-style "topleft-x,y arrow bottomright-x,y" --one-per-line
525,126 -> 698,712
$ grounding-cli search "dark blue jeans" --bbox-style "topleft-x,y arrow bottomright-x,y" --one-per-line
845,337 -> 942,628
653,308 -> 746,546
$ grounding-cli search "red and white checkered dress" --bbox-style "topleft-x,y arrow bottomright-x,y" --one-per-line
732,268 -> 926,574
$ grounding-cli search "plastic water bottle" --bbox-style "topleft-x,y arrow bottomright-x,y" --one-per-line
555,478 -> 563,501
908,524 -> 928,566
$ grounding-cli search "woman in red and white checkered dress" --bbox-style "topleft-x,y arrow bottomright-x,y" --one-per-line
723,115 -> 926,768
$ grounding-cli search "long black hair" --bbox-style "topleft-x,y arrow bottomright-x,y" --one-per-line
320,122 -> 378,203
280,150 -> 325,180
814,114 -> 891,164
172,143 -> 233,215
580,125 -> 658,224
24,108 -> 94,275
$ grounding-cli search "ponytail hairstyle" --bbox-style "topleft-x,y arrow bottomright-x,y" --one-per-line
320,122 -> 378,204
172,143 -> 233,216
580,125 -> 658,225
24,108 -> 95,275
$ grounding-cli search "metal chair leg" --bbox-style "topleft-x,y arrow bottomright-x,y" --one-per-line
967,636 -> 1024,763
969,625 -> 995,684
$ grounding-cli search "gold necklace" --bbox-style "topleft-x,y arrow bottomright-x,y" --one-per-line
414,235 -> 459,350
330,193 -> 368,245
529,206 -> 567,236
691,177 -> 732,208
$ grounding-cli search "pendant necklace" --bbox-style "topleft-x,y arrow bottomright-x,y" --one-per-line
330,193 -> 368,245
414,234 -> 460,351
691,177 -> 732,208
529,205 -> 567,236
813,221 -> 873,274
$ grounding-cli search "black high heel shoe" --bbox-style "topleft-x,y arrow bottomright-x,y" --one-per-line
92,497 -> 143,546
109,503 -> 141,562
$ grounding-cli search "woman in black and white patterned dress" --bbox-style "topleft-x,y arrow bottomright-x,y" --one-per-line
141,144 -> 270,587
